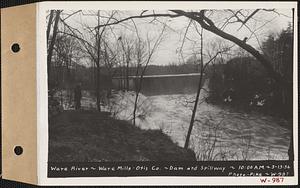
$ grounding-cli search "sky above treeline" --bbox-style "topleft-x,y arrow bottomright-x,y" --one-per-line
53,9 -> 293,66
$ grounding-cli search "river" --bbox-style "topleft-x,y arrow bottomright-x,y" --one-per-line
55,86 -> 291,161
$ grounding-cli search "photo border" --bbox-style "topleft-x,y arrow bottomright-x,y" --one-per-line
37,1 -> 298,185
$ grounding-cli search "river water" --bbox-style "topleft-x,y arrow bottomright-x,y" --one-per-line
138,94 -> 290,160
56,86 -> 292,161
101,85 -> 292,161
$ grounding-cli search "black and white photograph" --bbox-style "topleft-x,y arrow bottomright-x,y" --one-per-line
46,6 -> 295,178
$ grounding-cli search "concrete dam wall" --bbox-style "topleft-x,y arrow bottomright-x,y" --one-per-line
112,73 -> 203,96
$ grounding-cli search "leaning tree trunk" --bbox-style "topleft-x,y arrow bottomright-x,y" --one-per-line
184,66 -> 204,149
184,27 -> 204,149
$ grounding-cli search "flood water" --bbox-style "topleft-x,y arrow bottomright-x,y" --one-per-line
55,82 -> 292,161
138,94 -> 291,160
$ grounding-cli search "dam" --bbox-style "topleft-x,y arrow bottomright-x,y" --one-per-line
112,73 -> 203,96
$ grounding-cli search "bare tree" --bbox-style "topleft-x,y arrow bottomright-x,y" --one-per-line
117,36 -> 134,91
95,10 -> 102,111
102,39 -> 120,96
132,22 -> 166,126
184,25 -> 232,149
58,10 -> 116,111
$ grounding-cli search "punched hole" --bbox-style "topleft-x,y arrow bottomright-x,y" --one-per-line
14,146 -> 23,155
11,43 -> 20,53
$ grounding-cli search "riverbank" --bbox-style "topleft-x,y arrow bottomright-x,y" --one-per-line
48,110 -> 196,162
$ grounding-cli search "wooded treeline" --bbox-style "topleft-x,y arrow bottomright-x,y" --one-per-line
207,26 -> 293,118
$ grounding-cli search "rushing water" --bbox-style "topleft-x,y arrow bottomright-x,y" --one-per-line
56,86 -> 291,161
137,94 -> 290,160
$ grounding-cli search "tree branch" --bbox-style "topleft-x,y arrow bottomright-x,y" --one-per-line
94,13 -> 182,29
170,10 -> 284,84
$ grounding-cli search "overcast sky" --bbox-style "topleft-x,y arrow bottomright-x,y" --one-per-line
56,9 -> 293,66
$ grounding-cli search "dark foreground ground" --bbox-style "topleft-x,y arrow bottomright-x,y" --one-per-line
48,110 -> 196,162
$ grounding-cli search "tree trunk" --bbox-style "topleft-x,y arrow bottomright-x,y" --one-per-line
47,10 -> 61,80
184,28 -> 204,149
133,64 -> 141,126
46,10 -> 54,42
184,68 -> 204,149
133,68 -> 147,126
96,64 -> 101,111
126,52 -> 130,91
133,85 -> 139,126
95,10 -> 101,112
